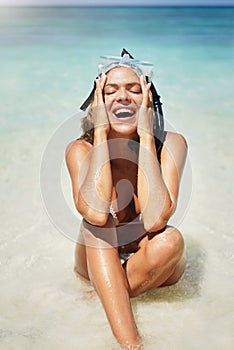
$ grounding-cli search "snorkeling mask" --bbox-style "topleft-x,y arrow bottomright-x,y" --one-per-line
98,53 -> 154,81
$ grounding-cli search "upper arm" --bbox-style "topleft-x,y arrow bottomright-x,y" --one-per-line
65,139 -> 91,208
160,132 -> 188,214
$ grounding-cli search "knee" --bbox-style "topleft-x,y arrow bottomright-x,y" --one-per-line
166,227 -> 184,258
145,227 -> 184,268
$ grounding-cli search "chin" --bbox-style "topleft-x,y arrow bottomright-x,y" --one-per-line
110,122 -> 137,137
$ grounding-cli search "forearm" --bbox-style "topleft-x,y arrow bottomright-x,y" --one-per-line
78,130 -> 112,225
138,135 -> 172,231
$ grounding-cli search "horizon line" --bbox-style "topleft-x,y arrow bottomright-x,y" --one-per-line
0,4 -> 233,7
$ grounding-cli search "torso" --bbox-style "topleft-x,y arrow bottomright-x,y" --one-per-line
111,158 -> 140,224
77,134 -> 166,226
108,134 -> 165,225
74,131 -> 186,253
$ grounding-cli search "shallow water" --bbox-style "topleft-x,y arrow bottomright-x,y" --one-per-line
0,6 -> 234,350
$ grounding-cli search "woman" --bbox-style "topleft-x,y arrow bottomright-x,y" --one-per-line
66,51 -> 187,349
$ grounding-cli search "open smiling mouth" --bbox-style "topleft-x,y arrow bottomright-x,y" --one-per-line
113,108 -> 136,119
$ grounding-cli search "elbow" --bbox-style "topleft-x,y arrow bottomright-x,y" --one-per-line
144,217 -> 169,233
86,214 -> 109,227
143,203 -> 176,233
75,196 -> 110,227
77,205 -> 109,227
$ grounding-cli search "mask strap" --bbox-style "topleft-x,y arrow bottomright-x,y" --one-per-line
80,80 -> 97,111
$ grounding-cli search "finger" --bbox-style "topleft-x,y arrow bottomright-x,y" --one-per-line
142,82 -> 151,108
140,76 -> 146,106
140,75 -> 147,91
148,89 -> 153,109
95,77 -> 104,105
99,73 -> 107,90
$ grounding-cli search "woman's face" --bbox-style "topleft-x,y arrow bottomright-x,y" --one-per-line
103,66 -> 143,136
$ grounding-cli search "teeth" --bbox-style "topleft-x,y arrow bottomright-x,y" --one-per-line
116,108 -> 132,114
114,108 -> 134,118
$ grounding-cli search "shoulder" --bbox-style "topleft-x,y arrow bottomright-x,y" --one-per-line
162,131 -> 188,154
161,131 -> 188,164
65,139 -> 92,168
164,131 -> 188,149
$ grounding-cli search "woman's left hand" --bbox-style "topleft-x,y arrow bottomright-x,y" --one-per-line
137,76 -> 154,140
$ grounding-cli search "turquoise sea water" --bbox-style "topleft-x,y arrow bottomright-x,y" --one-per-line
0,6 -> 234,350
0,6 -> 233,130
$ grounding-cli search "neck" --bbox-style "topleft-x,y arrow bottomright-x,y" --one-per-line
108,138 -> 139,169
108,128 -> 138,142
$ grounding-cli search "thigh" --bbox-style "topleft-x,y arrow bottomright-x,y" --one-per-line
74,242 -> 89,280
124,226 -> 185,297
74,216 -> 118,280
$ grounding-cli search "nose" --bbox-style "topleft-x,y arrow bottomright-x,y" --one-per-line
116,87 -> 131,102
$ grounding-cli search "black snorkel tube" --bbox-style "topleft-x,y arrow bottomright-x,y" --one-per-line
80,49 -> 165,151
80,83 -> 96,112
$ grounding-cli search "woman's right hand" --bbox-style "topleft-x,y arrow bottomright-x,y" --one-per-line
92,73 -> 110,135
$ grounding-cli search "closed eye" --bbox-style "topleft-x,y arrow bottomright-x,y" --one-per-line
129,88 -> 142,94
128,83 -> 142,94
104,82 -> 142,95
104,87 -> 117,95
105,90 -> 116,95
